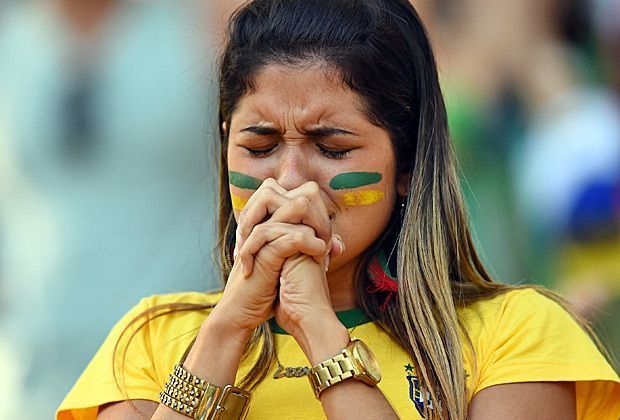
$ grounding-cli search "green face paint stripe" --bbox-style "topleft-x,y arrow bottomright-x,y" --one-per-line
229,171 -> 262,190
329,172 -> 382,190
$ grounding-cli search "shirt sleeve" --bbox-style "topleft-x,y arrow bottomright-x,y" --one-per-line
473,288 -> 620,419
56,296 -> 162,420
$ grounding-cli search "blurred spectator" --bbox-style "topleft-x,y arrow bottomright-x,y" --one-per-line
0,0 -> 218,417
412,0 -> 535,282
554,0 -> 620,354
511,0 -> 620,331
415,0 -> 620,356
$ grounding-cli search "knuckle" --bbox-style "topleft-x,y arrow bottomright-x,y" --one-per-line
262,178 -> 278,189
300,225 -> 315,237
294,196 -> 310,209
306,181 -> 320,194
291,231 -> 305,244
261,186 -> 276,198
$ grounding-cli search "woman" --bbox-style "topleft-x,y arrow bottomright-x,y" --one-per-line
57,1 -> 620,419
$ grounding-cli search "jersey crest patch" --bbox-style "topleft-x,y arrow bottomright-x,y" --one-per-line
404,364 -> 434,417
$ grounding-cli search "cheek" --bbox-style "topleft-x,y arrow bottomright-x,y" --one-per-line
325,164 -> 396,208
227,143 -> 277,191
228,168 -> 264,214
331,193 -> 395,266
329,168 -> 397,244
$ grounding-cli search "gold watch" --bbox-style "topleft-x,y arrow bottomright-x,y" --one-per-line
308,338 -> 381,398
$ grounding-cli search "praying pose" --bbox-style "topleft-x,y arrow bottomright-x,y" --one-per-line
58,1 -> 619,419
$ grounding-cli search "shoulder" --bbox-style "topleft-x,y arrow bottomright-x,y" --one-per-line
460,287 -> 557,319
458,287 -> 567,332
134,290 -> 223,310
458,286 -> 596,364
57,290 -> 223,420
103,290 -> 223,348
119,290 -> 223,329
111,290 -> 224,368
459,287 -> 620,418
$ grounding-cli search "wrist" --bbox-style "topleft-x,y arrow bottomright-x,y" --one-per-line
208,303 -> 256,342
183,309 -> 253,387
293,314 -> 350,366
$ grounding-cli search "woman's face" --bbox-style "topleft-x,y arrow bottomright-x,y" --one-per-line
226,63 -> 406,275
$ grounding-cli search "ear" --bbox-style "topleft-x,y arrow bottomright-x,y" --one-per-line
396,172 -> 410,197
221,121 -> 228,136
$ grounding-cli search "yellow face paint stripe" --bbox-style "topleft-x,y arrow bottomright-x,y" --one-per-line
233,190 -> 383,210
231,194 -> 249,210
342,190 -> 384,206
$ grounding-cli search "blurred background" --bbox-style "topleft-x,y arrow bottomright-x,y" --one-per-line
0,0 -> 618,418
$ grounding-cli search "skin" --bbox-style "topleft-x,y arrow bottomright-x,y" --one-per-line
98,64 -> 577,419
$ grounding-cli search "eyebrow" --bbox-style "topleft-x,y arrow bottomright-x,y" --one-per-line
239,125 -> 357,137
304,126 -> 357,137
239,126 -> 280,135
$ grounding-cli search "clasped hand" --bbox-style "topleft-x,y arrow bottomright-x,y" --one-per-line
215,179 -> 345,341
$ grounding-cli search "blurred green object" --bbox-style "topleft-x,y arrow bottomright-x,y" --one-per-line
443,83 -> 530,285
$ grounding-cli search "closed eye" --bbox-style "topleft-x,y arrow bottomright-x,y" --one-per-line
317,144 -> 351,159
244,144 -> 277,157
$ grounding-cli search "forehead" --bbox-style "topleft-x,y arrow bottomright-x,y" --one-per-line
231,63 -> 368,126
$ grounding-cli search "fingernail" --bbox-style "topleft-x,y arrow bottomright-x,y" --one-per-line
233,246 -> 238,261
324,254 -> 330,272
333,234 -> 345,255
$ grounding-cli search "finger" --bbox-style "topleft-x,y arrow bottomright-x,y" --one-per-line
278,181 -> 332,244
267,196 -> 332,246
237,179 -> 289,247
260,234 -> 326,272
241,224 -> 327,276
239,223 -> 301,275
240,224 -> 326,276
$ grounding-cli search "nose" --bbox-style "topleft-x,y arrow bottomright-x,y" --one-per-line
275,145 -> 310,190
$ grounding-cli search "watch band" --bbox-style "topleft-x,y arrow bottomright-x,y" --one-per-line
211,385 -> 252,420
308,349 -> 357,399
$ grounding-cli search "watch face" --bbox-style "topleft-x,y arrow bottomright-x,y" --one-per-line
352,340 -> 382,383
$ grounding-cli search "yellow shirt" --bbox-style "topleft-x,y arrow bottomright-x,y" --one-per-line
57,289 -> 620,419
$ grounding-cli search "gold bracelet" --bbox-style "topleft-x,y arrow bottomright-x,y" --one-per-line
160,364 -> 251,419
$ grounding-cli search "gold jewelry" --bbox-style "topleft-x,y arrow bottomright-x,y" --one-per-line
272,317 -> 366,380
273,362 -> 310,379
308,338 -> 381,399
160,364 -> 251,419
